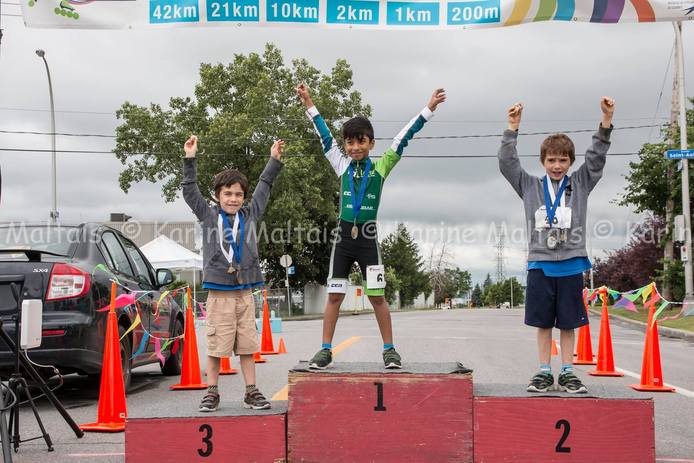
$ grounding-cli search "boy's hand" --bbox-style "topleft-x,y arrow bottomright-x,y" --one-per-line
428,88 -> 446,112
600,96 -> 615,128
295,83 -> 314,108
271,139 -> 285,161
184,135 -> 198,158
507,103 -> 523,131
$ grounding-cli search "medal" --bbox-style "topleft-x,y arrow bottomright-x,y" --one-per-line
218,211 -> 244,280
227,265 -> 236,275
348,158 -> 372,231
547,234 -> 558,250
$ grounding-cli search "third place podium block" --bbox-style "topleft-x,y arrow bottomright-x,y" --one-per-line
473,384 -> 655,462
288,362 -> 474,462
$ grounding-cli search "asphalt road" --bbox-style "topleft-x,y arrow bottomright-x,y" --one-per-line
5,308 -> 694,462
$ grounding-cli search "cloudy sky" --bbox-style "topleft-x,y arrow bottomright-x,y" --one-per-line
0,12 -> 692,284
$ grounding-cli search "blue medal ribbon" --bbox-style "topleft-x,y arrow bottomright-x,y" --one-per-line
348,158 -> 372,223
543,176 -> 568,229
220,211 -> 244,265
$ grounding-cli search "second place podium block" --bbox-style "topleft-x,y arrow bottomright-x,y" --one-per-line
288,362 -> 474,462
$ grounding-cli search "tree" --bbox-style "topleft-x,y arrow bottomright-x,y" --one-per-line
482,273 -> 493,296
113,44 -> 371,289
432,268 -> 472,306
483,277 -> 524,307
384,266 -> 402,307
381,223 -> 430,307
471,284 -> 483,307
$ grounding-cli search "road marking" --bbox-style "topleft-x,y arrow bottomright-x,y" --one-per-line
271,336 -> 362,401
614,367 -> 694,398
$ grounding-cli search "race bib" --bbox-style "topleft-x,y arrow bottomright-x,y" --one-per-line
535,206 -> 572,230
366,265 -> 386,289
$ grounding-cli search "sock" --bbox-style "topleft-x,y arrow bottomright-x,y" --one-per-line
561,364 -> 574,374
246,384 -> 257,392
207,385 -> 218,393
321,343 -> 332,350
539,363 -> 552,374
383,343 -> 394,351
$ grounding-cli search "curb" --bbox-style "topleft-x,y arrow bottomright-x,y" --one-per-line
588,308 -> 694,342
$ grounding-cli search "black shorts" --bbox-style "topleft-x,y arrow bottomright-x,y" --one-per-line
524,269 -> 588,329
327,220 -> 383,296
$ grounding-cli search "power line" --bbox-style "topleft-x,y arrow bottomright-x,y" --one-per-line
0,123 -> 664,141
0,106 -> 670,124
0,147 -> 643,158
649,41 -> 675,142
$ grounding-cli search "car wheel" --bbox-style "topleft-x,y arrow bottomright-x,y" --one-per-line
118,325 -> 132,392
161,317 -> 183,376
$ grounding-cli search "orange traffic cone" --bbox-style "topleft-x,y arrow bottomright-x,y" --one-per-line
589,288 -> 623,377
219,357 -> 238,375
253,351 -> 267,363
630,298 -> 676,392
574,298 -> 596,365
551,339 -> 559,356
277,337 -> 287,354
260,288 -> 279,355
170,287 -> 207,390
81,282 -> 127,432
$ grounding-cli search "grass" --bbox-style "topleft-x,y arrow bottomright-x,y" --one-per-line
607,306 -> 694,332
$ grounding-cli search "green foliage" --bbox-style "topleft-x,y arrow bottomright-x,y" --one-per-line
384,266 -> 402,306
113,44 -> 371,288
471,283 -> 483,307
381,223 -> 430,307
483,277 -> 524,307
432,267 -> 472,305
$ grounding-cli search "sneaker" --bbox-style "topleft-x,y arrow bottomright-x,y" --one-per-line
244,388 -> 271,410
309,348 -> 333,370
526,371 -> 554,393
199,391 -> 220,412
383,347 -> 402,369
558,371 -> 588,394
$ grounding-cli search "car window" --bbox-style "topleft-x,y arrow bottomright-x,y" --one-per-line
101,232 -> 134,277
121,238 -> 154,287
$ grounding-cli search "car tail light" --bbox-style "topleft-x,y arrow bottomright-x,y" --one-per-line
46,263 -> 91,301
42,329 -> 66,337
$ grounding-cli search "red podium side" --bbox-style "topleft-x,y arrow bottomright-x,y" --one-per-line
473,384 -> 655,462
125,403 -> 286,462
288,362 -> 474,463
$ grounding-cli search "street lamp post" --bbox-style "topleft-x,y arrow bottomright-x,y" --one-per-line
35,49 -> 58,224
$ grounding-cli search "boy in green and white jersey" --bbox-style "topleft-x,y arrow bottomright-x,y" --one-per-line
296,83 -> 445,369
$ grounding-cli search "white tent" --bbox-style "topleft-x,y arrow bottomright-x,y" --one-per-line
141,235 -> 203,300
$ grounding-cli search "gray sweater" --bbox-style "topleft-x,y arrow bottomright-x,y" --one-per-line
182,157 -> 283,286
498,125 -> 612,262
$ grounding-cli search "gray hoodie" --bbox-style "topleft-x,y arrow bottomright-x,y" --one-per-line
182,157 -> 283,286
497,125 -> 612,262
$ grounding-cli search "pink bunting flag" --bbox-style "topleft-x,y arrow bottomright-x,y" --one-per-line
614,297 -> 638,312
96,292 -> 138,312
198,302 -> 207,319
154,338 -> 166,366
171,339 -> 180,355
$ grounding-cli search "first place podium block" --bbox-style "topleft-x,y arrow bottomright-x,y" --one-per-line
288,362 -> 474,462
473,385 -> 655,463
125,402 -> 287,463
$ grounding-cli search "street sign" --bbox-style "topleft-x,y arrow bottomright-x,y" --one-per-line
280,254 -> 292,268
665,149 -> 694,159
288,266 -> 295,275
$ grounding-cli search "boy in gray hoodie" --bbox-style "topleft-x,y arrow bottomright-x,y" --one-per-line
182,135 -> 283,412
498,97 -> 615,393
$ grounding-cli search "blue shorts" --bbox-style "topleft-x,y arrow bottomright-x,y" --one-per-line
524,269 -> 588,330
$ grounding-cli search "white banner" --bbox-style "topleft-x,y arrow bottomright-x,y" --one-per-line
20,0 -> 694,29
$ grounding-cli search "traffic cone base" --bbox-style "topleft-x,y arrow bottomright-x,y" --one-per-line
589,370 -> 624,377
277,338 -> 287,354
254,352 -> 267,363
170,383 -> 208,390
80,422 -> 126,432
630,383 -> 675,392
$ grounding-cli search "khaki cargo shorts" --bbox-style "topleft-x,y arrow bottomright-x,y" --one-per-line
205,289 -> 258,357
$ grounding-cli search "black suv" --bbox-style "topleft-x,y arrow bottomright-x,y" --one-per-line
0,223 -> 185,391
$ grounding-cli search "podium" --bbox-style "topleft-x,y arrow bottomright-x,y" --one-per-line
125,402 -> 287,462
473,384 -> 655,462
287,362 -> 474,462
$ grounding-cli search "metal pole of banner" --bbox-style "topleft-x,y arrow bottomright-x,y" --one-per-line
285,266 -> 292,317
36,50 -> 58,225
673,22 -> 693,304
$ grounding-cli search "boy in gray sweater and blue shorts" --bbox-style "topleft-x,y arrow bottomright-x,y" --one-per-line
498,97 -> 615,393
